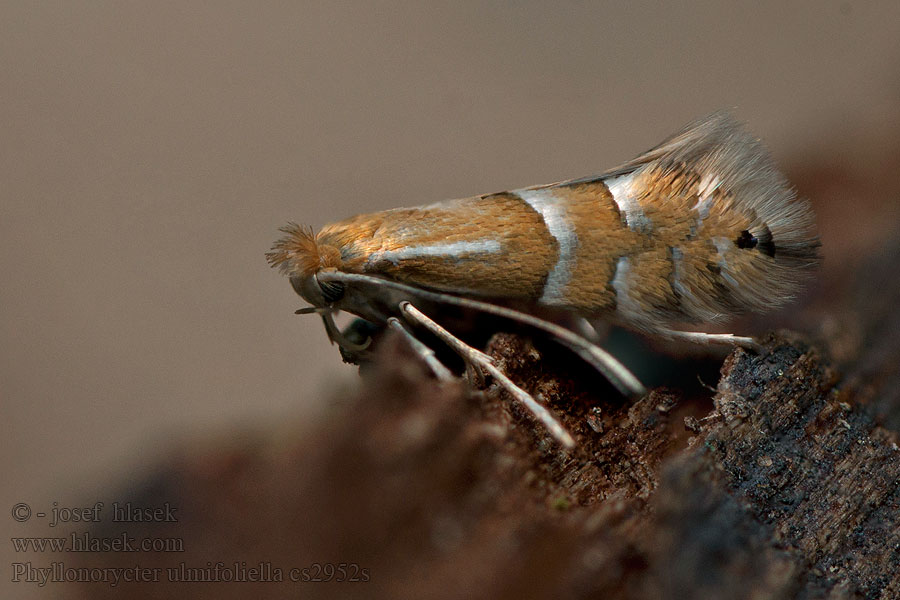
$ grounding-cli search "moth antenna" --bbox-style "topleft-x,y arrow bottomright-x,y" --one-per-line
655,328 -> 762,350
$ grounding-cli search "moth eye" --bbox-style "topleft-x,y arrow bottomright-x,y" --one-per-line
735,229 -> 758,250
318,280 -> 345,303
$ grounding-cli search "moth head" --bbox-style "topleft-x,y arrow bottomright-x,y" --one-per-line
266,223 -> 345,308
268,223 -> 372,353
288,271 -> 345,308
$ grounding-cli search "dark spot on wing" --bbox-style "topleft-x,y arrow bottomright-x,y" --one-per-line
735,229 -> 758,250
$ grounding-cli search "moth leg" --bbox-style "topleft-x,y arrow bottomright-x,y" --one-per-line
385,317 -> 454,381
319,271 -> 646,398
336,318 -> 382,365
656,328 -> 762,350
456,355 -> 489,390
574,317 -> 604,343
398,301 -> 576,449
395,302 -> 493,387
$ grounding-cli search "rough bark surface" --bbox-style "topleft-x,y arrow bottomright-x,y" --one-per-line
68,235 -> 900,600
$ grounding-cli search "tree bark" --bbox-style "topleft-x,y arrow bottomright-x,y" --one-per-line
67,235 -> 900,600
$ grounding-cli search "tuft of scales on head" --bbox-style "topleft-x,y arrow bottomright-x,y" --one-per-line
266,223 -> 325,277
266,222 -> 353,279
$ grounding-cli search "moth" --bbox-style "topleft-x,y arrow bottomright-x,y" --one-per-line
267,113 -> 820,448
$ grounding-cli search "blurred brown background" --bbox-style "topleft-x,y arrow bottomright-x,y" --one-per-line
2,2 -> 899,596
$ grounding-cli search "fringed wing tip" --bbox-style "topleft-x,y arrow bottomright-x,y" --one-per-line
605,112 -> 821,317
